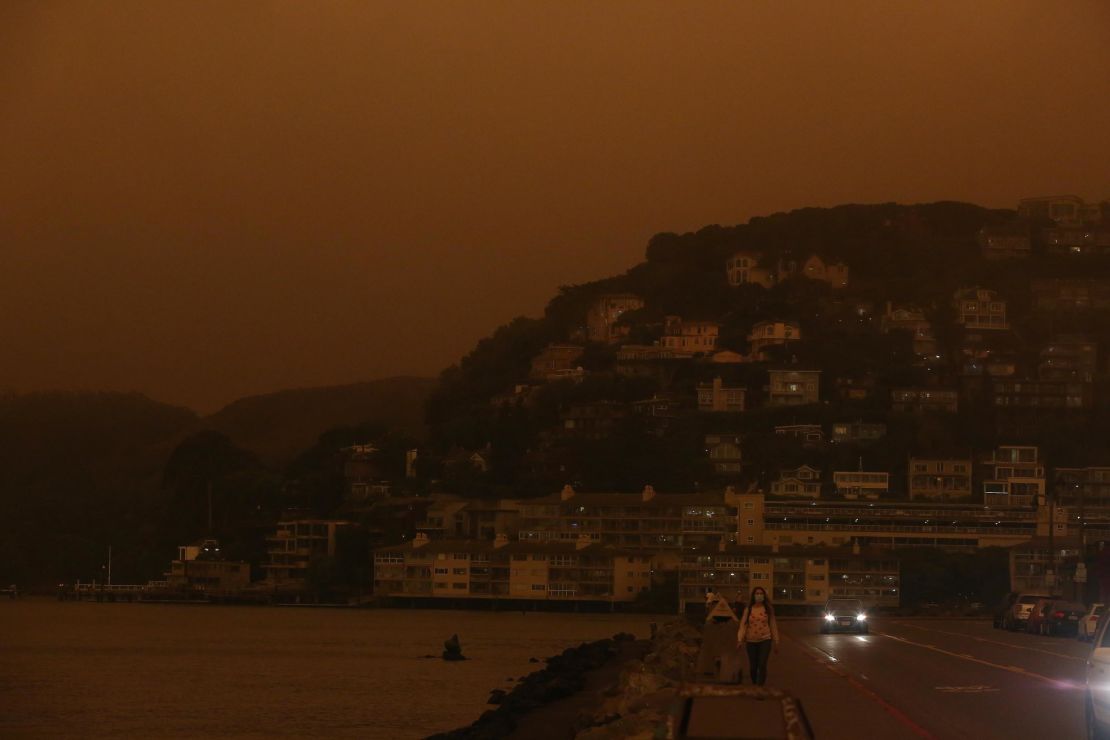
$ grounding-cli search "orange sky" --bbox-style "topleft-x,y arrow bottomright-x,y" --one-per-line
2,1 -> 1108,412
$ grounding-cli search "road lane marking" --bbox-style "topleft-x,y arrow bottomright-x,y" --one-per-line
785,635 -> 935,739
935,685 -> 999,693
876,631 -> 1076,688
890,621 -> 1083,661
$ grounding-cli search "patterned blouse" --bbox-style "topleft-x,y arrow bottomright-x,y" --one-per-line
745,605 -> 773,642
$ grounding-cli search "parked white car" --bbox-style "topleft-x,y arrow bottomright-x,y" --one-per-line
1081,604 -> 1106,642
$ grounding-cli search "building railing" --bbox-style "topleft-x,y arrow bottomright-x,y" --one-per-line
764,522 -> 1030,535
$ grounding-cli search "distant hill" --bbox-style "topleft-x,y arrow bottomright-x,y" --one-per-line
203,376 -> 436,464
0,391 -> 199,586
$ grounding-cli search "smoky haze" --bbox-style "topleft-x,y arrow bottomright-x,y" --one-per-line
1,1 -> 1108,412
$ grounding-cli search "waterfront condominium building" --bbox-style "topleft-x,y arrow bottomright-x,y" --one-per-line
514,486 -> 737,567
263,519 -> 350,584
980,445 -> 1045,508
677,545 -> 900,611
372,533 -> 652,604
734,491 -> 1046,551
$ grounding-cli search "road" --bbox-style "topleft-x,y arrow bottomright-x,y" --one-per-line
763,618 -> 1089,739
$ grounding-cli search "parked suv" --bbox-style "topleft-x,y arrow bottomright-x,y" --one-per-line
1004,593 -> 1055,631
821,598 -> 868,634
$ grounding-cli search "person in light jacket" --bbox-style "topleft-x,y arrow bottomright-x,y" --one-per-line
736,586 -> 780,685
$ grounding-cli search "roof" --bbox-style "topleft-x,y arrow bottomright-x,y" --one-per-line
374,538 -> 645,558
705,543 -> 898,560
527,490 -> 732,507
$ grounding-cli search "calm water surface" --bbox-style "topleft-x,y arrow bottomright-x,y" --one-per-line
0,600 -> 657,738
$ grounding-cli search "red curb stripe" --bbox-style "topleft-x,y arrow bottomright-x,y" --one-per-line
786,635 -> 936,739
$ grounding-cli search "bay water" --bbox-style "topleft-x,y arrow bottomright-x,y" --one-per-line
0,600 -> 656,738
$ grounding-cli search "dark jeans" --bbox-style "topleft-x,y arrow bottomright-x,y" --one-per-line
745,639 -> 773,686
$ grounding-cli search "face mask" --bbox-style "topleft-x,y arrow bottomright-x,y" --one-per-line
754,594 -> 765,603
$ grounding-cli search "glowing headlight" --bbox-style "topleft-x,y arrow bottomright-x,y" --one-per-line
825,613 -> 836,622
857,613 -> 867,621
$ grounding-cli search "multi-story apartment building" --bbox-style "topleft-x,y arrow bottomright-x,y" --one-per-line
697,377 -> 746,413
980,446 -> 1045,508
832,471 -> 890,500
704,434 -> 743,474
586,293 -> 643,343
662,316 -> 720,355
678,545 -> 899,611
264,520 -> 350,584
767,369 -> 821,406
747,320 -> 801,359
725,250 -> 775,288
954,287 -> 1008,330
1055,467 -> 1110,514
515,486 -> 737,564
529,344 -> 585,381
908,459 -> 972,501
373,533 -> 653,604
890,387 -> 959,414
770,465 -> 822,498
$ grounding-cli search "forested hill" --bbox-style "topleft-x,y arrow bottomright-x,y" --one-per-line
427,201 -> 1014,427
205,376 -> 435,465
424,200 -> 1110,498
0,377 -> 435,586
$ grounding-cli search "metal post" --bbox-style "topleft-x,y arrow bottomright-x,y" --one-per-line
107,545 -> 112,586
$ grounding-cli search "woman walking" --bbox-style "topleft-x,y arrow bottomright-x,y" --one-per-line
736,586 -> 780,685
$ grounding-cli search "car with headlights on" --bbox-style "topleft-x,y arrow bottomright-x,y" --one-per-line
821,598 -> 868,634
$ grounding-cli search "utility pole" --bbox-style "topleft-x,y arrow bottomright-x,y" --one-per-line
207,479 -> 213,534
107,545 -> 112,586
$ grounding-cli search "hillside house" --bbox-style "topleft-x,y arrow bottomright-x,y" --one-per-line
529,344 -> 584,381
954,287 -> 1008,330
767,369 -> 821,406
586,293 -> 643,344
747,320 -> 801,359
726,250 -> 776,288
697,377 -> 747,413
662,316 -> 720,355
705,434 -> 743,474
908,459 -> 972,501
770,465 -> 822,498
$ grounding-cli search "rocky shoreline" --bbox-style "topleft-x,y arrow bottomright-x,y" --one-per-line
427,621 -> 701,740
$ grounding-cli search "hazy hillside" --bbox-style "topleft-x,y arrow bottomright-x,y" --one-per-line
0,391 -> 198,585
204,376 -> 436,465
